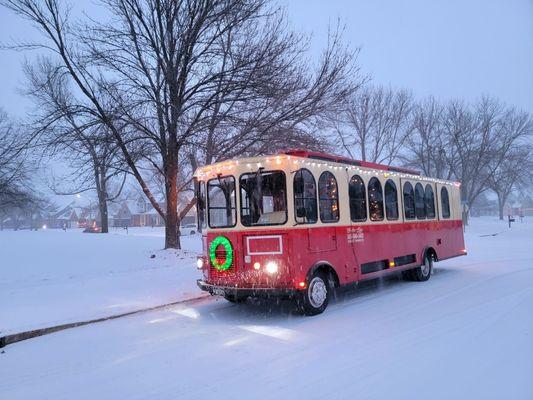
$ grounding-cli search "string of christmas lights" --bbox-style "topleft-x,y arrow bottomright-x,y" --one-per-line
194,154 -> 460,187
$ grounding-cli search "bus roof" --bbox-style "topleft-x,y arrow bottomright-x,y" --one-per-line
192,149 -> 457,184
283,149 -> 421,176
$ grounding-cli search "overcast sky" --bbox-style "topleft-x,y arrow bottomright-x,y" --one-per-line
1,0 -> 532,116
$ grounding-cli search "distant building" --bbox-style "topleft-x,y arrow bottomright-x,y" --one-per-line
1,195 -> 197,230
105,195 -> 196,228
44,205 -> 79,229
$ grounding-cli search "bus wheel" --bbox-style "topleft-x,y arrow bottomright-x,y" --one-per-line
298,271 -> 330,316
404,253 -> 433,282
224,294 -> 247,304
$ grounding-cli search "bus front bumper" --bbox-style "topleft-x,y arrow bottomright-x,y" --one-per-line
197,279 -> 299,299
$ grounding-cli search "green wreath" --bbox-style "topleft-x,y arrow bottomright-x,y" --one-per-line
209,236 -> 233,271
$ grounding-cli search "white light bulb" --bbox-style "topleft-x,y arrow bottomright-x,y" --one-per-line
265,261 -> 279,274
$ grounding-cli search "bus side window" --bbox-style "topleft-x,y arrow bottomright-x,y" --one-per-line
294,168 -> 318,224
318,171 -> 340,223
415,182 -> 426,219
368,177 -> 384,221
384,179 -> 399,220
403,182 -> 415,220
441,187 -> 451,219
349,175 -> 367,222
425,184 -> 436,219
195,180 -> 207,231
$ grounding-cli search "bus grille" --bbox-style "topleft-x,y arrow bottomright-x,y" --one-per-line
210,261 -> 235,277
210,248 -> 235,277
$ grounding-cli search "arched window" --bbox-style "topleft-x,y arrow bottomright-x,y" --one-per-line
403,182 -> 415,219
425,184 -> 436,219
441,187 -> 451,219
368,177 -> 384,221
349,175 -> 367,222
384,179 -> 399,220
415,183 -> 426,219
294,169 -> 317,224
318,171 -> 339,223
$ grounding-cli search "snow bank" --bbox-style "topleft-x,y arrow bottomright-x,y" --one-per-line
0,227 -> 203,335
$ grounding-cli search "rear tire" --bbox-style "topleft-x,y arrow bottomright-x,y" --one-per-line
403,253 -> 433,282
297,271 -> 330,316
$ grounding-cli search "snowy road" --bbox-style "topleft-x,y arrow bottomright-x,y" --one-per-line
1,219 -> 533,399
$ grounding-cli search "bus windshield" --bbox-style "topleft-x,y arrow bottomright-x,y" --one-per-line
195,180 -> 207,231
207,176 -> 236,228
240,170 -> 287,226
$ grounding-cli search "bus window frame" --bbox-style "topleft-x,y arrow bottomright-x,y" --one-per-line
238,170 -> 288,227
348,174 -> 367,222
384,179 -> 399,221
195,179 -> 207,231
368,176 -> 385,222
402,181 -> 416,220
207,174 -> 237,229
425,184 -> 436,219
293,168 -> 318,225
318,170 -> 340,223
441,186 -> 451,219
414,182 -> 426,220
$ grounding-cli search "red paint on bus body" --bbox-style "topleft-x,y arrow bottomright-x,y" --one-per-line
201,219 -> 465,291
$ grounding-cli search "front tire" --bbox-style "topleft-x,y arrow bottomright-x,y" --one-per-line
224,294 -> 247,304
298,271 -> 331,316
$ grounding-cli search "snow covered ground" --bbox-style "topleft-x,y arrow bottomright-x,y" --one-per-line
0,227 -> 203,335
1,217 -> 533,399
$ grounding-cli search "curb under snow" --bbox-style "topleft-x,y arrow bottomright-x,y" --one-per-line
0,294 -> 209,349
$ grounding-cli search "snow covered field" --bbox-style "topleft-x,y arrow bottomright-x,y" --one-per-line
1,217 -> 533,399
0,227 -> 203,334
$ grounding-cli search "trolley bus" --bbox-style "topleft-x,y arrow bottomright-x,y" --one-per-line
194,149 -> 466,315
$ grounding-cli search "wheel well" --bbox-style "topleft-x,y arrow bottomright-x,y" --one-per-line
424,247 -> 438,262
309,263 -> 340,288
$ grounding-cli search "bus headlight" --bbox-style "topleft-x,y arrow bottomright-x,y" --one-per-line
196,257 -> 204,270
265,261 -> 279,274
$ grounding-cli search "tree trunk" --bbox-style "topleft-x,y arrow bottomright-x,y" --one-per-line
497,193 -> 504,220
99,198 -> 109,233
165,155 -> 180,249
96,182 -> 109,233
462,209 -> 469,226
94,165 -> 109,233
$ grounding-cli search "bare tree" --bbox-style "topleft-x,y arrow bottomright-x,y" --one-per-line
0,109 -> 34,208
488,144 -> 532,219
3,0 -> 357,248
404,97 -> 450,178
443,97 -> 532,223
23,59 -> 128,233
0,109 -> 48,229
335,85 -> 412,165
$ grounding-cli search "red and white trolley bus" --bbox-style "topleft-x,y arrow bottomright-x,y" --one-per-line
195,150 -> 466,315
